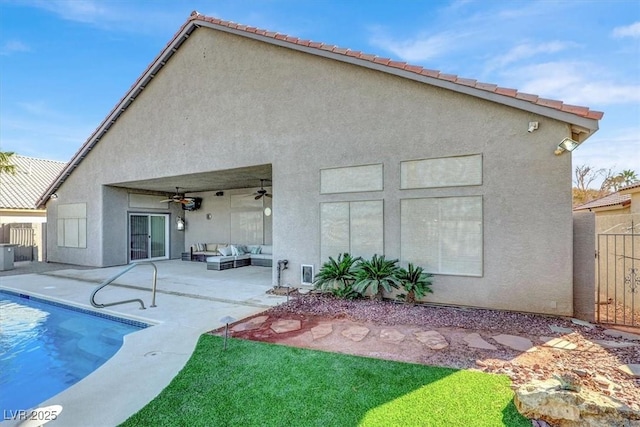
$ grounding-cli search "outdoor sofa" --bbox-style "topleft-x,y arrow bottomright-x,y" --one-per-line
189,244 -> 272,270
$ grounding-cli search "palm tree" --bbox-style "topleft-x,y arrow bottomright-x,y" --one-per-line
617,169 -> 638,186
313,253 -> 361,298
0,151 -> 16,175
398,263 -> 434,304
353,254 -> 402,300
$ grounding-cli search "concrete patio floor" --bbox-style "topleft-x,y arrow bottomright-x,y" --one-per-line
0,260 -> 286,427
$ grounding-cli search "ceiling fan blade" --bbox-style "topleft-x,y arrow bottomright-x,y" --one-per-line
265,194 -> 272,198
255,194 -> 263,200
159,198 -> 174,203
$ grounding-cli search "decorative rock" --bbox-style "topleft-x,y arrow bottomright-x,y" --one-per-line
617,364 -> 640,379
379,328 -> 405,344
571,318 -> 595,329
310,323 -> 333,340
231,315 -> 269,332
592,340 -> 639,349
604,329 -> 640,341
542,338 -> 578,351
463,333 -> 497,350
550,325 -> 574,334
514,378 -> 640,427
414,331 -> 449,350
270,319 -> 301,334
341,326 -> 370,342
492,334 -> 534,352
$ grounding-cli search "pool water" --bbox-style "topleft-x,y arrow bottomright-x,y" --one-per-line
0,291 -> 148,412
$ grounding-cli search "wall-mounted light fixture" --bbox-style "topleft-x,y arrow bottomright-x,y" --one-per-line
215,191 -> 224,197
176,216 -> 185,231
50,193 -> 58,200
554,137 -> 580,155
206,213 -> 212,220
527,121 -> 539,133
264,207 -> 272,217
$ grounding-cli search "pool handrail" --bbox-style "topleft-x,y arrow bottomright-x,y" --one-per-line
90,262 -> 158,310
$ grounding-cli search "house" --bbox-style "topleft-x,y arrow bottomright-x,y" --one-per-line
38,12 -> 603,316
0,155 -> 66,261
573,192 -> 631,216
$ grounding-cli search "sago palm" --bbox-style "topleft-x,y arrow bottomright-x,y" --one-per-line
353,254 -> 402,300
313,253 -> 360,297
398,263 -> 434,304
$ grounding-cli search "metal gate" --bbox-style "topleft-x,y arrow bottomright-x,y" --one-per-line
9,224 -> 35,262
596,220 -> 639,326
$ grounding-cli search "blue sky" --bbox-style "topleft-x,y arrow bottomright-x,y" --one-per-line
1,0 -> 638,183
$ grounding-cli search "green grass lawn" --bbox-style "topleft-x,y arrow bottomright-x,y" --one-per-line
121,335 -> 529,427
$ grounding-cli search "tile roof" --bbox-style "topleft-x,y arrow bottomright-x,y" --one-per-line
619,181 -> 640,193
1,155 -> 66,210
37,12 -> 604,207
573,192 -> 631,211
189,12 -> 603,121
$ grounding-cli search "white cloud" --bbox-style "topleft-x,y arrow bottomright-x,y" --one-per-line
612,21 -> 640,38
573,126 -> 640,183
509,61 -> 640,105
369,29 -> 469,62
491,41 -> 578,68
0,40 -> 30,55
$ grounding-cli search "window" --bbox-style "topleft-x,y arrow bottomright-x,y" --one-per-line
320,164 -> 383,194
401,154 -> 482,189
320,200 -> 383,261
57,203 -> 87,248
401,196 -> 482,276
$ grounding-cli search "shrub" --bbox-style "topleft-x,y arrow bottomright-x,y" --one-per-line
398,263 -> 434,304
313,253 -> 361,299
353,254 -> 402,300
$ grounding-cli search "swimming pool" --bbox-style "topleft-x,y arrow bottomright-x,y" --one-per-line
0,290 -> 148,412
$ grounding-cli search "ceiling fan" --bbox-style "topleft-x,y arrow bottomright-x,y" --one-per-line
253,179 -> 272,200
160,187 -> 192,204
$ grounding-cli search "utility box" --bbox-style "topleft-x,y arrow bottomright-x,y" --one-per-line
0,244 -> 17,271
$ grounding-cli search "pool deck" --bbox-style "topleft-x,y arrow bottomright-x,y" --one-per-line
0,260 -> 286,427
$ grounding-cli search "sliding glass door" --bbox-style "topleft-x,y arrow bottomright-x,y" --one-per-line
129,214 -> 169,262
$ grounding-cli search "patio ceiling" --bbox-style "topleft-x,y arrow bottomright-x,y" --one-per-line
107,164 -> 272,195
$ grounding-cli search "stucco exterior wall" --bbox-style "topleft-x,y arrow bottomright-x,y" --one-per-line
573,211 -> 595,321
47,27 -> 576,314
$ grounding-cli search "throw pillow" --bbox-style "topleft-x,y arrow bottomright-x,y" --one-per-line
219,246 -> 232,256
230,245 -> 238,256
250,246 -> 261,254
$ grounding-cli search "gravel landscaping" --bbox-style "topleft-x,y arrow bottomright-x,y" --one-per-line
258,293 -> 640,411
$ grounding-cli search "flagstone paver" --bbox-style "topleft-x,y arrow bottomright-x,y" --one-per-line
592,339 -> 639,349
541,338 -> 577,350
270,319 -> 301,334
549,325 -> 573,334
380,328 -> 405,344
232,315 -> 269,332
341,326 -> 370,342
463,333 -> 497,350
571,318 -> 595,329
603,329 -> 640,341
310,323 -> 333,340
492,334 -> 534,352
414,331 -> 448,350
617,364 -> 640,378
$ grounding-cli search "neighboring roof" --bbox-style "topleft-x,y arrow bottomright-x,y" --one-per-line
619,182 -> 640,193
37,12 -> 604,207
1,155 -> 66,210
573,192 -> 631,211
